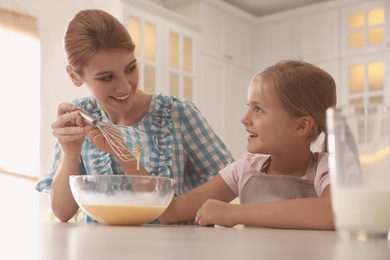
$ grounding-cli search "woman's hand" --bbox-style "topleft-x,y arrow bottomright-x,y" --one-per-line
195,199 -> 238,227
85,122 -> 134,160
52,103 -> 86,157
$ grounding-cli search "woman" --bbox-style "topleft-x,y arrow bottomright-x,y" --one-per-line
35,9 -> 234,223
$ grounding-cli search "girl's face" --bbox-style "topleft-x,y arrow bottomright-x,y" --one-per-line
79,50 -> 139,117
241,78 -> 300,155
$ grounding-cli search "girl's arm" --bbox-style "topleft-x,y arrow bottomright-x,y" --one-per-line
159,174 -> 237,224
196,186 -> 334,230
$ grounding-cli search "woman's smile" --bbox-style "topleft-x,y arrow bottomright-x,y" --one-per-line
111,93 -> 130,103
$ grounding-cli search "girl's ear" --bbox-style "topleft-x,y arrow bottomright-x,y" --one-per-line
295,116 -> 314,137
66,66 -> 83,87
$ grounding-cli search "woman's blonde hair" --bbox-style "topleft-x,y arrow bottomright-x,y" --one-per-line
253,60 -> 337,151
64,9 -> 135,76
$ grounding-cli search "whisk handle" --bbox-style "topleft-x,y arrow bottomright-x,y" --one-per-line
76,109 -> 98,126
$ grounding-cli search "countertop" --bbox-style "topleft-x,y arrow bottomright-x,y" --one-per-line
1,220 -> 390,260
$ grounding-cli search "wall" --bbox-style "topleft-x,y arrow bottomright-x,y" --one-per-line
0,0 -> 123,176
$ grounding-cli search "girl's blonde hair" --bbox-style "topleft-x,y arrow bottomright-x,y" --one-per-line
64,9 -> 135,76
253,60 -> 337,151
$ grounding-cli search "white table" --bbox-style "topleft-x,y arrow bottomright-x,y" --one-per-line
1,221 -> 390,260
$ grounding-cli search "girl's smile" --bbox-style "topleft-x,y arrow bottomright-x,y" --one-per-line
246,129 -> 259,140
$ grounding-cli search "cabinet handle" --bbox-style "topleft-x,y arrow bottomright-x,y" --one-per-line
224,54 -> 233,60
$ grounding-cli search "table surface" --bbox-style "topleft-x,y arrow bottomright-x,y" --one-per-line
1,220 -> 390,260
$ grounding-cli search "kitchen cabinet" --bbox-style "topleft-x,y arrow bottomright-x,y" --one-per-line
256,0 -> 390,107
167,0 -> 255,157
198,55 -> 252,158
314,60 -> 341,103
257,19 -> 299,68
299,9 -> 339,63
341,0 -> 390,58
339,0 -> 390,106
198,2 -> 255,70
340,52 -> 390,106
122,1 -> 198,102
257,9 -> 339,68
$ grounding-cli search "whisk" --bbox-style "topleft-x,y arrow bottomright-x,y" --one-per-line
76,109 -> 147,169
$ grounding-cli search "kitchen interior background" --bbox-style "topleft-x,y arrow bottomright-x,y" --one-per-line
0,0 -> 389,221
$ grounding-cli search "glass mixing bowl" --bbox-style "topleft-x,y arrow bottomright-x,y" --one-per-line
69,175 -> 176,226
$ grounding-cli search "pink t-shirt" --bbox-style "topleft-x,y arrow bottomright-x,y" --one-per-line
219,152 -> 330,198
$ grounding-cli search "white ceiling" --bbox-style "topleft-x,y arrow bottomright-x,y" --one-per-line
220,0 -> 331,16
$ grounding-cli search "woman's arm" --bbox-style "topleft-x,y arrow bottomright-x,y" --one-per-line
178,98 -> 235,180
49,154 -> 80,222
49,103 -> 86,222
159,174 -> 237,224
196,186 -> 334,230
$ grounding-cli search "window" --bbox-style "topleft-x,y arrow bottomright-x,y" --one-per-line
0,8 -> 40,182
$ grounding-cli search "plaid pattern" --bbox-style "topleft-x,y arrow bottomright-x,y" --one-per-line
36,94 -> 235,222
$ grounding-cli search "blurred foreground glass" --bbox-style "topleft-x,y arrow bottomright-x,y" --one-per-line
327,105 -> 390,240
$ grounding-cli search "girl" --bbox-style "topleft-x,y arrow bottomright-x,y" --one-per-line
160,60 -> 337,230
35,9 -> 234,223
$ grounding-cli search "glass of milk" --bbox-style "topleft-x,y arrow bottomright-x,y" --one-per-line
327,105 -> 390,240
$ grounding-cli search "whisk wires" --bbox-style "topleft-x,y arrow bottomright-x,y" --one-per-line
75,108 -> 147,168
97,122 -> 147,164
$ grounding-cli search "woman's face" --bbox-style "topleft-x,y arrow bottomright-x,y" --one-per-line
79,49 -> 139,116
241,78 -> 300,155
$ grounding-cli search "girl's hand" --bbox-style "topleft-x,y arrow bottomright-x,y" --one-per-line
195,199 -> 238,227
51,103 -> 86,157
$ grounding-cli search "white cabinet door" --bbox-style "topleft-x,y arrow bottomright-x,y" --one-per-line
199,4 -> 224,60
199,3 -> 254,69
224,14 -> 254,69
341,0 -> 390,58
299,9 -> 339,63
340,52 -> 390,106
198,56 -> 224,138
199,55 -> 252,158
257,19 -> 299,68
313,60 -> 341,105
223,65 -> 252,158
257,9 -> 339,67
123,4 -> 197,102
